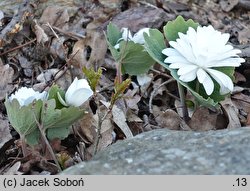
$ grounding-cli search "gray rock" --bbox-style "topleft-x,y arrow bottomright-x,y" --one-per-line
61,127 -> 250,175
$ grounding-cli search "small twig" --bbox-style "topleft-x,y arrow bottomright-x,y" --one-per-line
150,68 -> 172,79
51,26 -> 85,40
0,39 -> 36,56
93,103 -> 111,155
149,78 -> 176,113
138,1 -> 159,9
45,22 -> 59,39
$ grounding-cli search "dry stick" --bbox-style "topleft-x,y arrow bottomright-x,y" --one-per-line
32,112 -> 62,172
0,39 -> 36,56
149,78 -> 176,114
149,68 -> 172,79
93,103 -> 111,155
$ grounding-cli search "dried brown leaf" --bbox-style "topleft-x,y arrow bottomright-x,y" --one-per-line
34,22 -> 49,44
39,6 -> 69,30
221,98 -> 241,129
0,60 -> 14,101
112,105 -> 133,138
188,107 -> 220,131
4,162 -> 22,175
153,106 -> 181,130
0,114 -> 12,149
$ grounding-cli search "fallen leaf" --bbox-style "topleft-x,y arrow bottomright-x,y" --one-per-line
0,59 -> 14,101
124,89 -> 141,112
112,6 -> 169,32
0,114 -> 12,149
153,106 -> 181,130
221,98 -> 241,129
39,6 -> 69,30
77,112 -> 97,144
220,0 -> 239,12
4,162 -> 22,175
188,106 -> 221,131
33,21 -> 49,44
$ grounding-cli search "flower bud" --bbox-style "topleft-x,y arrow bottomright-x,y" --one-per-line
58,77 -> 93,107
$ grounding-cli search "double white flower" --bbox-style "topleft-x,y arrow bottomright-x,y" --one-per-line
9,87 -> 47,106
115,27 -> 150,49
162,25 -> 245,95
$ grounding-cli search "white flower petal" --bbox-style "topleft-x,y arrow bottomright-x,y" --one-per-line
162,48 -> 182,57
164,55 -> 192,64
132,28 -> 150,44
66,88 -> 93,107
207,68 -> 234,94
177,65 -> 198,75
121,28 -> 132,41
65,77 -> 93,107
65,77 -> 78,101
169,62 -> 192,69
179,69 -> 198,82
197,68 -> 214,95
9,87 -> 47,106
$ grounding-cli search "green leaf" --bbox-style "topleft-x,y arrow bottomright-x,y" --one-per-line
46,126 -> 70,140
111,78 -> 131,106
107,22 -> 122,46
164,15 -> 199,41
144,29 -> 219,108
41,99 -> 85,140
107,40 -> 120,61
4,98 -> 43,140
25,128 -> 40,145
48,85 -> 65,109
119,41 -> 155,75
143,29 -> 167,68
82,66 -> 102,92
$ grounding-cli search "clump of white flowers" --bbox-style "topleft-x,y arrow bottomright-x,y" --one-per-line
162,25 -> 245,95
9,87 -> 47,106
115,27 -> 150,49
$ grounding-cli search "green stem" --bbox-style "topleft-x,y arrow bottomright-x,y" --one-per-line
195,80 -> 200,93
20,136 -> 28,157
177,82 -> 189,122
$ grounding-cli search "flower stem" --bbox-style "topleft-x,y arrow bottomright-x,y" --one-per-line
195,80 -> 200,93
177,82 -> 189,122
32,112 -> 62,172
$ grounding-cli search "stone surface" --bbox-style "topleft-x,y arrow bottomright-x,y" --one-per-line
61,127 -> 250,175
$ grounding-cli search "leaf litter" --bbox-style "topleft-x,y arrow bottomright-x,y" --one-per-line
0,0 -> 249,174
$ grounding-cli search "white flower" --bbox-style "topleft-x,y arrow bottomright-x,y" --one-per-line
114,28 -> 150,49
58,77 -> 93,107
162,25 -> 245,95
9,87 -> 47,106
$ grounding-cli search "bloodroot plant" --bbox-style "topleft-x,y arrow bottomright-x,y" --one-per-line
106,16 -> 245,121
143,16 -> 245,121
4,79 -> 93,171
